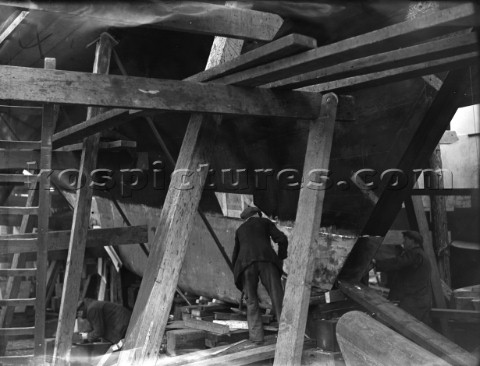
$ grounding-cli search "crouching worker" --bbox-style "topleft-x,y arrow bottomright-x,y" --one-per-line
75,298 -> 132,348
232,206 -> 288,345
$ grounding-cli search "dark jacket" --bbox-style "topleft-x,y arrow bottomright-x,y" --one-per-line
232,217 -> 288,290
83,299 -> 132,344
376,246 -> 432,321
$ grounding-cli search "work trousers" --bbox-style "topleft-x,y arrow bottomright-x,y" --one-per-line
242,261 -> 284,342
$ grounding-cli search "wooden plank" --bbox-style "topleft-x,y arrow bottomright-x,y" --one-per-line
430,309 -> 480,322
0,206 -> 38,215
0,10 -> 28,45
0,355 -> 33,365
0,326 -> 35,336
54,139 -> 136,152
183,318 -> 230,335
0,226 -> 148,255
269,32 -> 479,89
187,33 -> 317,83
0,268 -> 36,276
411,188 -> 477,196
298,51 -> 478,93
0,174 -> 32,183
0,1 -> 282,41
274,93 -> 338,366
54,33 -> 114,366
337,311 -> 451,366
0,298 -> 35,307
119,11 -> 252,364
339,281 -> 478,366
166,329 -> 206,356
0,140 -> 40,149
0,64 -> 321,120
34,57 -> 56,360
209,3 -> 478,87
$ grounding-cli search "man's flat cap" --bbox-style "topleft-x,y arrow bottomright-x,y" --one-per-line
240,206 -> 260,220
402,230 -> 423,245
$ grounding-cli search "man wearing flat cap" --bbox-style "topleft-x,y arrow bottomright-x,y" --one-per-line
232,206 -> 288,344
373,230 -> 432,323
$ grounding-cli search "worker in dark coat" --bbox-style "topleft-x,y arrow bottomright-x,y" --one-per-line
374,230 -> 432,323
232,206 -> 288,344
76,298 -> 132,344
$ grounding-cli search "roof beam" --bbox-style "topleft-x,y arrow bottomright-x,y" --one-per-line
0,2 -> 282,41
0,65 -> 320,119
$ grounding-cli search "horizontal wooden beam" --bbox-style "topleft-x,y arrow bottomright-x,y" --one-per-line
339,281 -> 477,366
0,298 -> 35,307
0,268 -> 36,277
187,33 -> 317,83
0,326 -> 34,336
0,150 -> 75,170
0,174 -> 33,183
0,2 -> 283,41
411,188 -> 478,196
0,206 -> 38,215
0,225 -> 148,255
431,309 -> 480,323
212,3 -> 478,87
0,140 -> 40,149
269,32 -> 479,89
0,356 -> 32,365
0,65 -> 320,119
54,139 -> 136,152
299,51 -> 478,93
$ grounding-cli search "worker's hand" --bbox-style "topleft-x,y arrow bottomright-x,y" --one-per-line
72,333 -> 87,343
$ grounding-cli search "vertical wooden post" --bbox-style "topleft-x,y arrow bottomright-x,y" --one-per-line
274,93 -> 338,366
119,27 -> 246,366
406,194 -> 449,335
53,33 -> 114,366
429,146 -> 451,286
33,57 -> 56,363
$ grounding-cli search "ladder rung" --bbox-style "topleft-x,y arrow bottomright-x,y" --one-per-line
0,140 -> 41,149
0,355 -> 33,365
0,327 -> 35,336
0,174 -> 36,183
0,206 -> 39,215
0,268 -> 36,277
0,298 -> 36,307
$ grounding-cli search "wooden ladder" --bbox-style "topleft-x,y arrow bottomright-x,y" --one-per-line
0,58 -> 57,365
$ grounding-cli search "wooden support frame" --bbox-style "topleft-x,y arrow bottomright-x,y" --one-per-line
274,93 -> 338,365
339,282 -> 477,366
54,32 -> 114,366
0,10 -> 28,45
119,8 -> 252,363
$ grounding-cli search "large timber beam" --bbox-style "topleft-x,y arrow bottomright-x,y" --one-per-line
118,7 -> 253,364
0,64 -> 320,119
339,67 -> 473,283
274,93 -> 338,365
208,3 -> 478,87
0,226 -> 148,255
0,10 -> 28,45
0,1 -> 282,41
339,282 -> 478,366
54,33 -> 114,366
